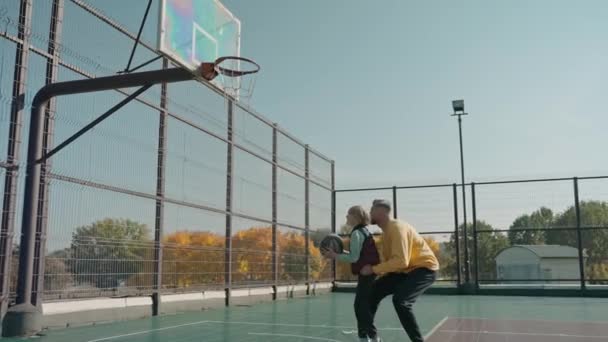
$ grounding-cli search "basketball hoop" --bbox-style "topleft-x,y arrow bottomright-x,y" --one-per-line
199,56 -> 260,103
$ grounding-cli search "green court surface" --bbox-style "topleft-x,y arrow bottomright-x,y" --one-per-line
4,294 -> 608,341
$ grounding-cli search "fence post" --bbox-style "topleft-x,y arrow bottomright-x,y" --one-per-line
1,0 -> 33,325
224,101 -> 234,306
31,0 -> 65,308
271,124 -> 278,299
452,184 -> 461,287
304,146 -> 310,291
392,186 -> 398,219
152,58 -> 169,315
462,183 -> 470,286
471,183 -> 479,290
573,177 -> 586,292
331,162 -> 336,283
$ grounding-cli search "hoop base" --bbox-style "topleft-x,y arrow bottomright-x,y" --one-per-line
199,62 -> 218,81
2,304 -> 42,337
198,56 -> 260,101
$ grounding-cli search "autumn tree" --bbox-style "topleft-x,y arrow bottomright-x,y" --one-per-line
231,227 -> 273,284
280,230 -> 328,281
162,231 -> 225,289
146,226 -> 328,288
68,218 -> 151,289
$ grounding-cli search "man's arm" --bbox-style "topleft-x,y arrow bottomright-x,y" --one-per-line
372,226 -> 410,274
336,230 -> 364,263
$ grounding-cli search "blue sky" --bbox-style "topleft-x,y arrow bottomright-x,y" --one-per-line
220,0 -> 608,187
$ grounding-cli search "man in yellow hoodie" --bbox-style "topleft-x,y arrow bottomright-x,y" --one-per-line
360,199 -> 439,342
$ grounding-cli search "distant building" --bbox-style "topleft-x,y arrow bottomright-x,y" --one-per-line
496,245 -> 585,284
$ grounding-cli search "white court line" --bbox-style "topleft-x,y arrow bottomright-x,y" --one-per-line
85,321 -> 208,342
87,320 -> 405,341
474,319 -> 484,342
440,329 -> 608,339
203,320 -> 404,331
453,316 -> 608,325
249,332 -> 343,341
423,316 -> 448,339
445,316 -> 466,342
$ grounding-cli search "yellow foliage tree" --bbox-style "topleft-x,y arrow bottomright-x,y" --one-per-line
231,227 -> 274,284
308,242 -> 328,281
280,231 -> 327,282
131,226 -> 331,289
279,230 -> 307,282
232,226 -> 327,283
162,231 -> 225,289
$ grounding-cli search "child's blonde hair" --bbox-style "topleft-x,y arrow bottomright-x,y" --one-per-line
348,205 -> 371,226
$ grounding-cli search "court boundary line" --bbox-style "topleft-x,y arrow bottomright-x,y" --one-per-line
248,332 -> 342,341
424,316 -> 448,339
85,319 -> 406,341
440,329 -> 608,339
450,316 -> 608,325
85,321 -> 209,342
203,320 -> 405,331
85,316 -> 608,342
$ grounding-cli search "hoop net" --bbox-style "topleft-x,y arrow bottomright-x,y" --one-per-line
213,57 -> 260,105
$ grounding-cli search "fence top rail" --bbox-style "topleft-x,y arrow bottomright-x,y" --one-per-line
336,175 -> 608,192
335,186 -> 394,193
396,183 -> 455,190
474,175 -> 608,186
336,183 -> 457,193
477,225 -> 608,233
578,175 -> 608,181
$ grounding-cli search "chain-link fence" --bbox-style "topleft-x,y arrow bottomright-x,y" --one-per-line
336,177 -> 608,292
0,0 -> 334,313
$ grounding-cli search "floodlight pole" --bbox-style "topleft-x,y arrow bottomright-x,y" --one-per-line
3,67 -> 197,337
451,100 -> 470,286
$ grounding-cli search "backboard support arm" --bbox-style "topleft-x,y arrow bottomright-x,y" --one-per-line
2,66 -> 197,338
35,84 -> 152,164
121,0 -> 153,73
119,55 -> 163,74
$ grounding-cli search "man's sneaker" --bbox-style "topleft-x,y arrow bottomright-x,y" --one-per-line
358,338 -> 370,342
369,336 -> 382,342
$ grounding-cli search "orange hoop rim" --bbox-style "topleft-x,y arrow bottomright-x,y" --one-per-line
214,56 -> 260,77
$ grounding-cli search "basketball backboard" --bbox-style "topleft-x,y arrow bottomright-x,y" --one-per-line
158,0 -> 241,81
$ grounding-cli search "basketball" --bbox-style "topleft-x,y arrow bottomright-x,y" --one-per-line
320,234 -> 344,254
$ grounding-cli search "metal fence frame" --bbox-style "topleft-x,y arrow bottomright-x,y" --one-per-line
2,0 -> 608,337
0,0 -> 335,329
471,176 -> 608,290
334,183 -> 461,284
335,176 -> 608,295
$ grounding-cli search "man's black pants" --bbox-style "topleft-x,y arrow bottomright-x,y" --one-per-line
367,268 -> 436,341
